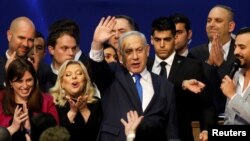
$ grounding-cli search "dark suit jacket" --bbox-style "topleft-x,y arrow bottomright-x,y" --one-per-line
0,56 -> 6,90
190,39 -> 236,79
190,40 -> 236,114
56,98 -> 102,141
90,60 -> 179,141
147,54 -> 217,141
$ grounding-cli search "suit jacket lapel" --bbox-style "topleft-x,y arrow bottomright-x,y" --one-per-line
243,85 -> 250,100
227,39 -> 236,63
143,72 -> 160,114
116,67 -> 143,112
168,54 -> 184,81
204,43 -> 210,60
146,57 -> 154,71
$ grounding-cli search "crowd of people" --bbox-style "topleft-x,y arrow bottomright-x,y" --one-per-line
0,4 -> 249,141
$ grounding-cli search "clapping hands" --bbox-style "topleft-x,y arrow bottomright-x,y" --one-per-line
7,103 -> 30,135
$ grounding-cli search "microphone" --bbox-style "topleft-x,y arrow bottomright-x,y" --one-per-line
229,59 -> 241,78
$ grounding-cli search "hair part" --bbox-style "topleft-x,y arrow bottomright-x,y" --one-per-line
3,58 -> 42,115
213,5 -> 234,21
118,31 -> 148,56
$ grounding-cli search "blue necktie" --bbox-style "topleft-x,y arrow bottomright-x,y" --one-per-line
133,74 -> 143,102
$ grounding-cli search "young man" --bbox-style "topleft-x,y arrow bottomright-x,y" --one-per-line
147,17 -> 216,141
170,13 -> 193,57
45,19 -> 78,91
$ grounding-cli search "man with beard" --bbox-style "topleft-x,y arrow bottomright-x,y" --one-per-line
220,27 -> 250,125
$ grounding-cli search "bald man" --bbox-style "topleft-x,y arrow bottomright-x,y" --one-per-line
191,5 -> 236,115
0,16 -> 36,89
7,16 -> 35,57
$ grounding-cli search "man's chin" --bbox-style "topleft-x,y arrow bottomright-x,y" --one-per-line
17,53 -> 28,58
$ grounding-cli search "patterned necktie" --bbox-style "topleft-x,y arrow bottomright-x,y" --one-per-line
159,61 -> 167,78
133,74 -> 143,102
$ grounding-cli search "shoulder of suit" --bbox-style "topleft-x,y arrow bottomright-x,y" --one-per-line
190,43 -> 208,51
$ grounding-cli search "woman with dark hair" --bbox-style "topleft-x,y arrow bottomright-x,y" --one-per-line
103,43 -> 118,63
0,58 -> 59,141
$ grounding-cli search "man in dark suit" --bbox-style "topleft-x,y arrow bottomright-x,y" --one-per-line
190,5 -> 236,114
0,16 -> 38,90
170,13 -> 224,121
147,17 -> 216,141
45,19 -> 79,91
90,16 -> 179,141
190,5 -> 236,78
45,19 -> 101,95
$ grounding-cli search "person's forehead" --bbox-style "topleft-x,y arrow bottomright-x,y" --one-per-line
104,47 -> 116,53
35,37 -> 45,43
176,23 -> 186,29
55,34 -> 77,45
153,30 -> 174,37
123,35 -> 144,48
66,64 -> 81,69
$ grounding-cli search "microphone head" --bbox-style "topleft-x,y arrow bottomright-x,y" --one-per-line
234,59 -> 241,67
229,59 -> 241,78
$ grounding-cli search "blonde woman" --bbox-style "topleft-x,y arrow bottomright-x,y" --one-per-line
50,60 -> 102,141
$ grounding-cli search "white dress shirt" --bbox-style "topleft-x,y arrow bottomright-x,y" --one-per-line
208,39 -> 232,61
74,49 -> 82,61
230,68 -> 250,101
89,49 -> 154,111
131,68 -> 154,111
152,52 -> 175,78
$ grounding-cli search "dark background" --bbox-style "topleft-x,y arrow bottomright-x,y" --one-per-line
0,0 -> 249,64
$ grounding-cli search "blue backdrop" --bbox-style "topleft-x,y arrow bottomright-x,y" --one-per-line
0,0 -> 249,64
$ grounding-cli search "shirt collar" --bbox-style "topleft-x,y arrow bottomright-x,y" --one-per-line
179,49 -> 189,57
130,68 -> 150,81
50,63 -> 58,75
154,51 -> 175,67
208,39 -> 232,60
74,49 -> 82,61
208,39 -> 232,53
6,50 -> 11,59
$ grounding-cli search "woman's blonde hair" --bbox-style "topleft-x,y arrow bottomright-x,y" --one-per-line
50,60 -> 96,106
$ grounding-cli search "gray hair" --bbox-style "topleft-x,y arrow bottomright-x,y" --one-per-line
213,5 -> 234,21
118,31 -> 148,55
